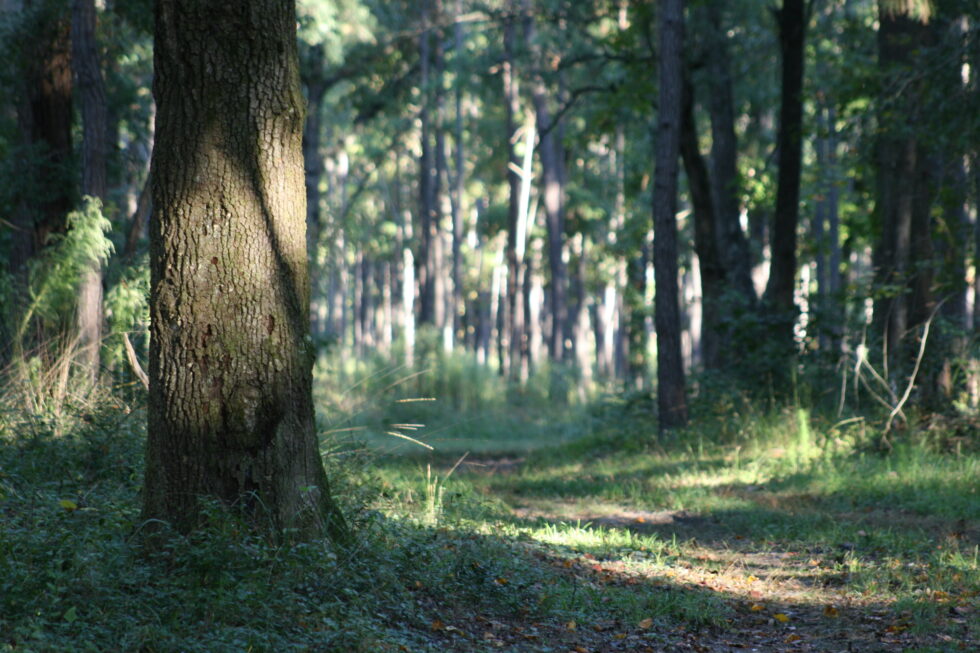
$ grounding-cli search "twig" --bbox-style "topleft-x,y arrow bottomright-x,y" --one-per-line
122,332 -> 149,390
884,305 -> 940,436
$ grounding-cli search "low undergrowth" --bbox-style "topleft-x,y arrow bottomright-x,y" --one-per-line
2,370 -> 978,651
0,390 -> 723,652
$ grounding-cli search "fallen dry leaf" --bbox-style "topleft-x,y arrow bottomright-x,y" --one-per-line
638,617 -> 654,629
773,613 -> 790,623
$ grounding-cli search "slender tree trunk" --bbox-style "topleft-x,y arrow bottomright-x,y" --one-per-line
123,171 -> 153,259
762,0 -> 806,376
451,0 -> 466,347
873,8 -> 935,380
402,244 -> 416,367
524,245 -> 538,381
522,0 -> 567,362
568,233 -> 591,393
302,45 -> 327,336
625,247 -> 648,386
503,14 -> 523,378
653,0 -> 687,432
596,282 -> 616,379
123,99 -> 156,260
145,0 -> 347,541
929,11 -> 971,400
417,1 -> 436,326
680,72 -> 725,372
491,240 -> 505,372
432,19 -> 450,344
704,3 -> 756,306
974,155 -> 980,334
825,105 -> 843,350
381,261 -> 393,353
72,0 -> 108,383
813,104 -> 829,351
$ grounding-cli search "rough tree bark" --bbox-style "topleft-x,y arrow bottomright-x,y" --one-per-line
145,0 -> 347,540
653,0 -> 687,432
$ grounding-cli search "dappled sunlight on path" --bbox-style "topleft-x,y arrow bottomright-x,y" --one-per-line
448,453 -> 979,652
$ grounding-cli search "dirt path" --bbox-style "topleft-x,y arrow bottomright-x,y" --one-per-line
439,456 -> 977,653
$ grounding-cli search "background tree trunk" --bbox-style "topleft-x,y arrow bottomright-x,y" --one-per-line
503,12 -> 523,378
763,0 -> 807,364
301,44 -> 328,336
873,8 -> 935,380
145,0 -> 346,540
680,73 -> 724,372
72,0 -> 107,383
417,0 -> 437,326
653,0 -> 687,432
704,3 -> 756,307
451,0 -> 466,348
523,2 -> 567,363
5,3 -> 73,362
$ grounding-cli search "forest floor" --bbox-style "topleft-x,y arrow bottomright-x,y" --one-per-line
370,411 -> 980,653
2,389 -> 977,652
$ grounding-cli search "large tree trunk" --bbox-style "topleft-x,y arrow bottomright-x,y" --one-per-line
653,0 -> 687,432
72,0 -> 108,383
763,0 -> 807,359
145,0 -> 346,541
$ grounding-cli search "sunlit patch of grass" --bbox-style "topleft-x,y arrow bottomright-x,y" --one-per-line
368,399 -> 978,644
527,521 -> 667,558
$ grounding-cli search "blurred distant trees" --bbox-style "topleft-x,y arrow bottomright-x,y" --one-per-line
1,0 -> 979,432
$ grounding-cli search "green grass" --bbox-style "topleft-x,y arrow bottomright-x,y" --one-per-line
367,389 -> 979,650
2,359 -> 978,651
